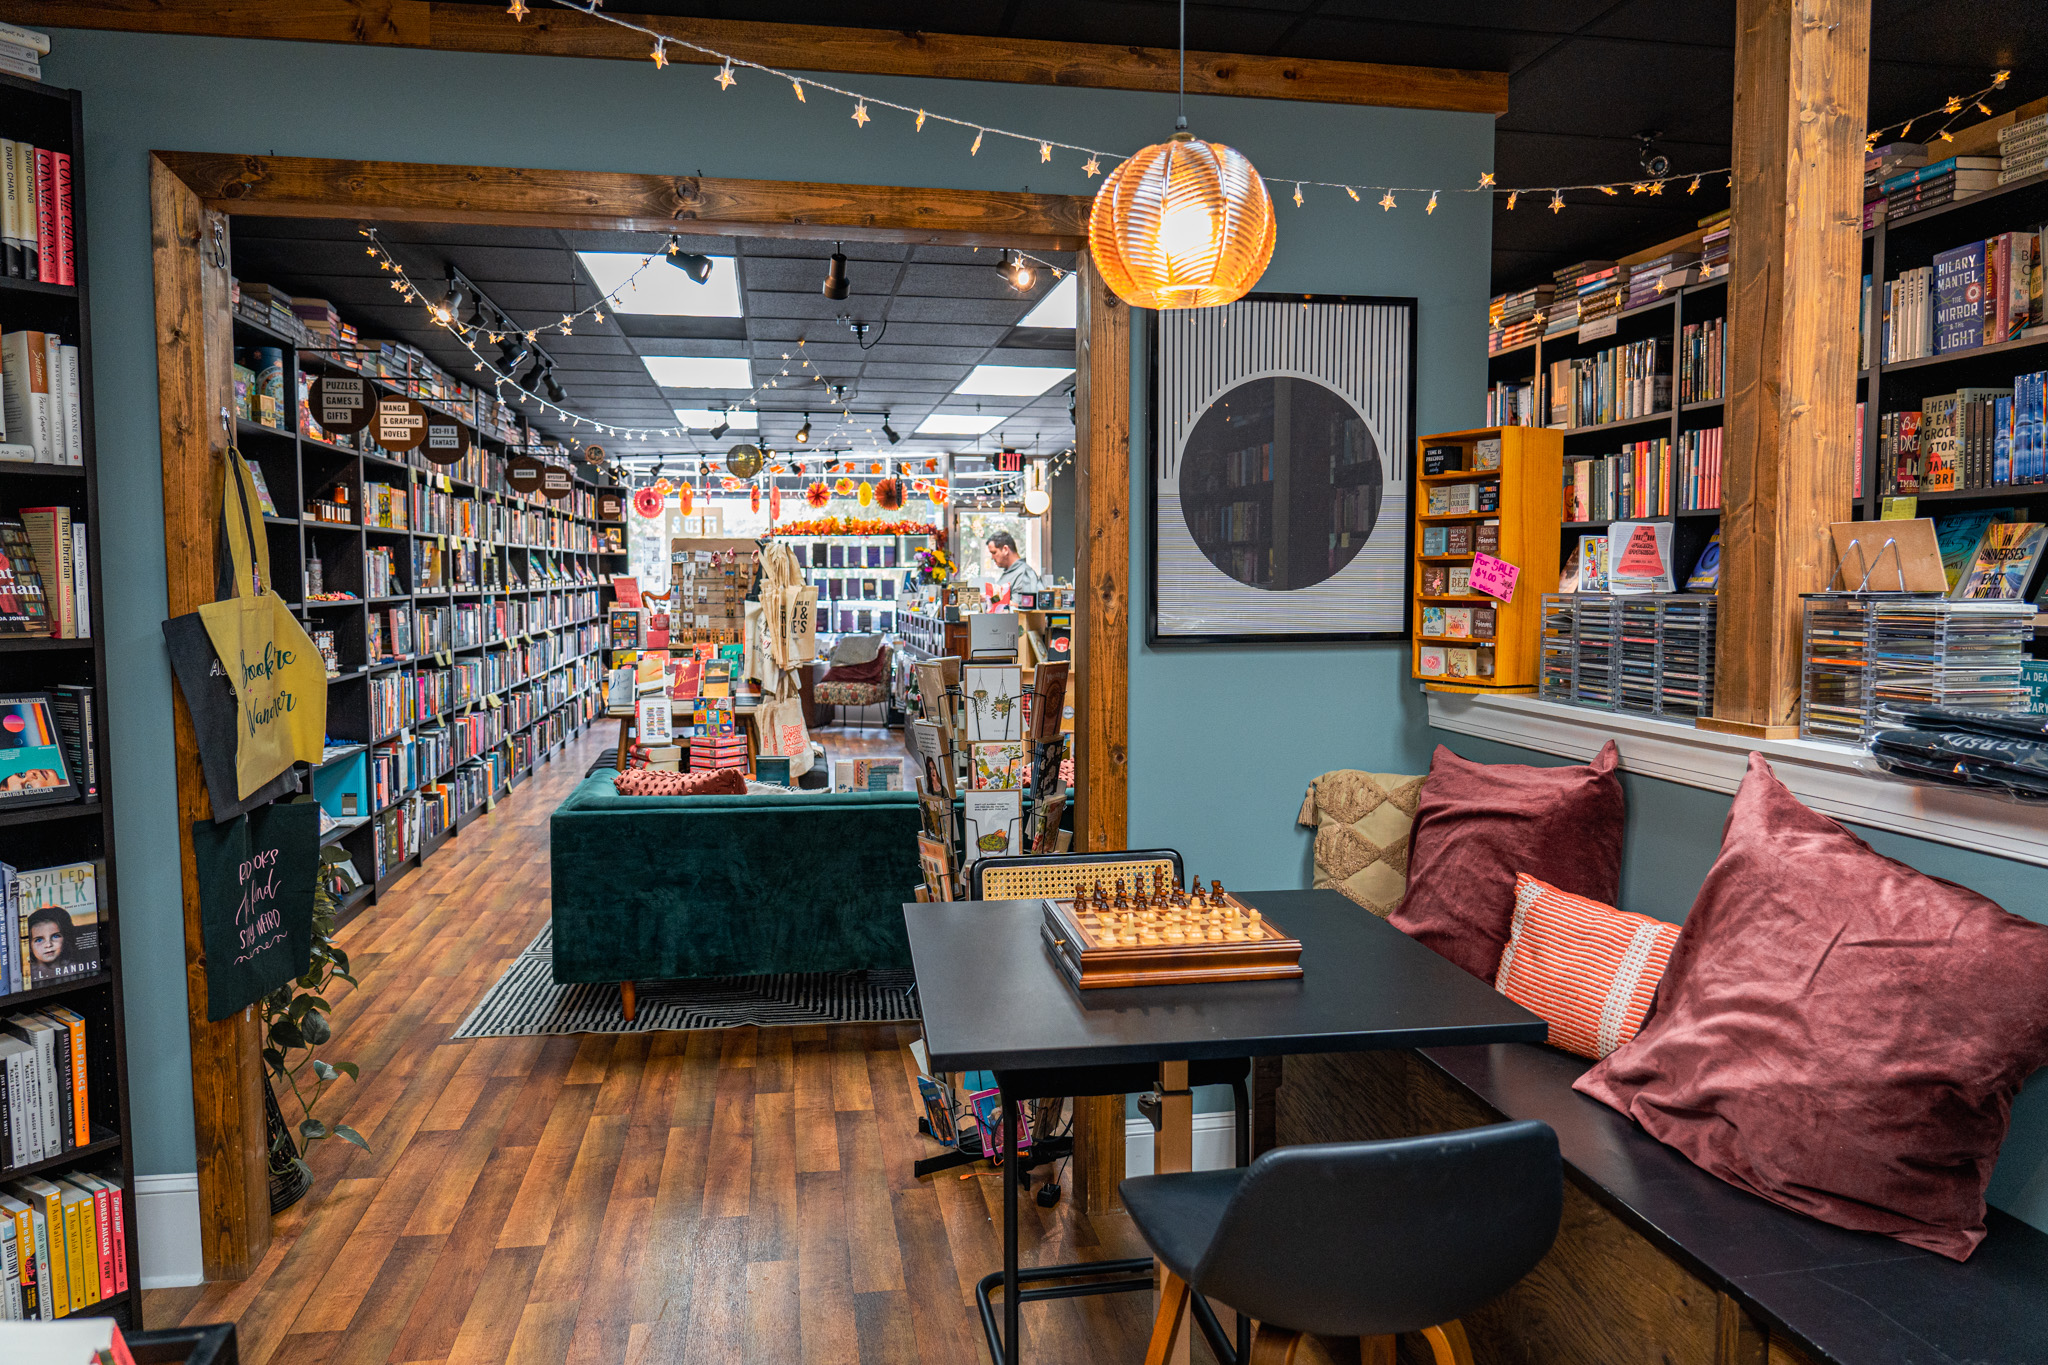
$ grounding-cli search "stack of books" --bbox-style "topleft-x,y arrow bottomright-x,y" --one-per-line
0,21 -> 45,82
1883,265 -> 1936,362
1999,114 -> 2048,184
1487,284 -> 1553,354
1545,261 -> 1613,337
1699,211 -> 1731,280
689,734 -> 749,773
1574,263 -> 1630,331
1864,141 -> 1927,227
1624,251 -> 1701,309
1883,155 -> 2000,225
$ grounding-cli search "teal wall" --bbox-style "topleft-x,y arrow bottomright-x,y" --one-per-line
41,29 -> 1494,1176
1426,733 -> 2048,1235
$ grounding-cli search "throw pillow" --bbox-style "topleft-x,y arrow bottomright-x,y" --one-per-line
613,767 -> 748,797
1390,741 -> 1625,982
1494,873 -> 1680,1060
1575,753 -> 2048,1261
1296,770 -> 1426,917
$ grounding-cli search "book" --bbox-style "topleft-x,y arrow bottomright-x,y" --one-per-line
1952,522 -> 2046,599
18,508 -> 72,638
1609,520 -> 1676,594
11,143 -> 33,282
54,344 -> 79,465
1933,242 -> 1985,354
14,862 -> 98,987
43,1008 -> 88,1149
32,150 -> 53,284
0,333 -> 51,461
1444,606 -> 1472,639
1932,509 -> 2012,591
1420,605 -> 1445,637
1577,536 -> 1610,591
0,1190 -> 39,1318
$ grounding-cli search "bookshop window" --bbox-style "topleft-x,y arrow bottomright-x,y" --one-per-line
954,509 -> 1044,583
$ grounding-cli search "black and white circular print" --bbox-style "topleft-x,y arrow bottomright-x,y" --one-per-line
1177,376 -> 1383,591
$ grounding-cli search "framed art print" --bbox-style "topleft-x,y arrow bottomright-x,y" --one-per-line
1151,294 -> 1416,643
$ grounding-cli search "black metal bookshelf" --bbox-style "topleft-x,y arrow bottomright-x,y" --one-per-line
1488,166 -> 2048,602
224,256 -> 612,927
0,72 -> 140,1327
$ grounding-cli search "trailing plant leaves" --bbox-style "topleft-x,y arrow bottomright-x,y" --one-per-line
298,1118 -> 328,1142
334,1124 -> 369,1151
300,1011 -> 331,1046
270,1017 -> 306,1050
312,1058 -> 337,1082
333,1061 -> 359,1081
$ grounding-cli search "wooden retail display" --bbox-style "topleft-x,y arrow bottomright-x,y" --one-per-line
1410,426 -> 1563,692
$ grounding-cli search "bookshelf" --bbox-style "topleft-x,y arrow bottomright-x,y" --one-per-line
226,285 -> 610,924
1410,426 -> 1563,691
0,74 -> 140,1325
1487,162 -> 2048,622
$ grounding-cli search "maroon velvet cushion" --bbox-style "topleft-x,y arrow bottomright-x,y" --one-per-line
820,648 -> 889,686
1575,753 -> 2048,1261
1390,740 -> 1624,982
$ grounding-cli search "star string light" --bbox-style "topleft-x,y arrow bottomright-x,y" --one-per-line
852,100 -> 870,127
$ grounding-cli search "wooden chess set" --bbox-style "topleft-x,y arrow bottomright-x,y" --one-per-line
1040,872 -> 1304,990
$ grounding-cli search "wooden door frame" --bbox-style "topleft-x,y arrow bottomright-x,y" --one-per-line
149,150 -> 1132,1278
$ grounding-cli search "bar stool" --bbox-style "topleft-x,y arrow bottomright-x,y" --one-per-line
1119,1120 -> 1561,1365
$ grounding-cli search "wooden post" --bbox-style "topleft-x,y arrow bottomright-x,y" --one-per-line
150,156 -> 273,1279
1702,0 -> 1869,738
1072,255 -> 1130,853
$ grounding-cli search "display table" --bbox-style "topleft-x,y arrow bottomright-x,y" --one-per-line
905,889 -> 1547,1365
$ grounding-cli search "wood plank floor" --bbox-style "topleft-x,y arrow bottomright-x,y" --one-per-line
145,727 -> 1171,1365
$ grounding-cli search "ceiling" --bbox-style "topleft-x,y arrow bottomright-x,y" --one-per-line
435,0 -> 2048,291
227,218 -> 1079,464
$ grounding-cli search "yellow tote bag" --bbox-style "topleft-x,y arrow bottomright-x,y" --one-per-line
198,448 -> 329,799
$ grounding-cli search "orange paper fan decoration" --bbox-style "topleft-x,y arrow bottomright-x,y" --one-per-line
805,480 -> 830,509
834,478 -> 856,495
874,477 -> 905,511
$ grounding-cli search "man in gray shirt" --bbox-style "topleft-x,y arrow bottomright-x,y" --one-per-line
985,530 -> 1044,598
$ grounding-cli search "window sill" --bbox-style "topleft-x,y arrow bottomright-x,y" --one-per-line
1424,689 -> 2048,869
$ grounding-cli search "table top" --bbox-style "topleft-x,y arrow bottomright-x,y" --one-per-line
905,888 -> 1547,1074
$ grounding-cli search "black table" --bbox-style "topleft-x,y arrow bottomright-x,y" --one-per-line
905,888 -> 1548,1365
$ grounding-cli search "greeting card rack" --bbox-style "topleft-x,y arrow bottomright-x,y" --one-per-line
1410,425 -> 1564,692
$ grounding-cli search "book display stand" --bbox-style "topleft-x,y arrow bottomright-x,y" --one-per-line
1410,426 -> 1564,691
0,74 -> 140,1325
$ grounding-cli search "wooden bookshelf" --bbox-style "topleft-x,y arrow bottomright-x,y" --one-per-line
0,73 -> 141,1326
226,282 -> 611,925
1410,426 -> 1563,692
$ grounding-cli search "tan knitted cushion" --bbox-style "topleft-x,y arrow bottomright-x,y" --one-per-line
1298,769 -> 1426,918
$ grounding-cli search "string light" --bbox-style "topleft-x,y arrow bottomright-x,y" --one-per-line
1867,70 -> 2014,152
852,100 -> 870,128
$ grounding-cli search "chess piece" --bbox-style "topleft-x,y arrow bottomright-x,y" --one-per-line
1210,879 -> 1226,904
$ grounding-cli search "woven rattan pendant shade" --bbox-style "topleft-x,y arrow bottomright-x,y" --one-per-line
1089,132 -> 1276,310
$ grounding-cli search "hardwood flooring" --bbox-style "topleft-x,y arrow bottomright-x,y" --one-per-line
145,726 -> 1169,1365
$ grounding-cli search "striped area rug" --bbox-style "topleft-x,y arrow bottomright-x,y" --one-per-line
452,924 -> 921,1038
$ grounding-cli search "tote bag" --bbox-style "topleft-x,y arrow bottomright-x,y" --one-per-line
197,449 -> 329,799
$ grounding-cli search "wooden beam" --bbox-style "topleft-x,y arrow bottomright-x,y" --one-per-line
1073,256 -> 1130,856
1070,1093 -> 1126,1215
150,155 -> 273,1281
18,1 -> 1508,114
1703,0 -> 1868,740
151,151 -> 1089,251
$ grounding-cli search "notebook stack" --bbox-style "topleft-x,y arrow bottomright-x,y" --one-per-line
689,733 -> 750,773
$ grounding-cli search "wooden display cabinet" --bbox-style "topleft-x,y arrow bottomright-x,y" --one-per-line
1410,425 -> 1564,691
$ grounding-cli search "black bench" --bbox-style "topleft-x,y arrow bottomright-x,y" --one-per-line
1274,1043 -> 2048,1365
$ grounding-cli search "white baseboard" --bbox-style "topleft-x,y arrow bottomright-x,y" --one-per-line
1123,1112 -> 1238,1177
135,1173 -> 204,1289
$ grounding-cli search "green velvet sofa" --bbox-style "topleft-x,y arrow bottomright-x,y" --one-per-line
550,773 -> 923,1014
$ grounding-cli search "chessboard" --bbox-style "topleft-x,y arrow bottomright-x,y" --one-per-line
1039,876 -> 1303,990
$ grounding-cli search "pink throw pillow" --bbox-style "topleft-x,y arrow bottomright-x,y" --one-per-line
1495,873 -> 1680,1061
1575,753 -> 2048,1261
613,767 -> 747,796
1390,741 -> 1625,982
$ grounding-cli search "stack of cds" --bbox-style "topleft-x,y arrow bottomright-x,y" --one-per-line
1538,593 -> 1720,718
1799,594 -> 2036,747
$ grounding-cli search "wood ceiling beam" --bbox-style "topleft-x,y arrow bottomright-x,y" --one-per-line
17,1 -> 1509,114
153,151 -> 1092,251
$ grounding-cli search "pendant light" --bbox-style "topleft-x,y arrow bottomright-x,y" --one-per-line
1088,0 -> 1276,310
1023,462 -> 1051,516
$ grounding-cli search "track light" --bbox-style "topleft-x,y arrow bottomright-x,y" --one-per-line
520,354 -> 548,389
499,335 -> 529,374
822,244 -> 849,301
999,250 -> 1035,292
666,237 -> 716,284
795,413 -> 813,444
710,409 -> 730,440
431,279 -> 467,326
543,368 -> 568,404
882,411 -> 900,445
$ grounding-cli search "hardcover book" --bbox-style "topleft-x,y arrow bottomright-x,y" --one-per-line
1933,242 -> 1986,354
1953,522 -> 2047,600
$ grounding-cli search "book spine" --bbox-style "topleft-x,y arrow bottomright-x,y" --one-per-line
63,1015 -> 84,1148
12,143 -> 33,283
0,138 -> 15,280
59,347 -> 80,467
89,1184 -> 110,1298
31,149 -> 53,285
34,1030 -> 56,1159
32,1193 -> 62,1316
106,1178 -> 125,1293
64,1194 -> 87,1308
9,1205 -> 37,1320
48,1020 -> 70,1153
69,525 -> 87,640
51,154 -> 71,289
0,1222 -> 18,1320
0,22 -> 52,55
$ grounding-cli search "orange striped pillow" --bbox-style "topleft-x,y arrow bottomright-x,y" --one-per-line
1495,873 -> 1681,1060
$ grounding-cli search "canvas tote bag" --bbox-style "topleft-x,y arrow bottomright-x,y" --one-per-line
198,448 -> 329,799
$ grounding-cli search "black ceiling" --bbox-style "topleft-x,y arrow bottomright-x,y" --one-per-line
437,0 -> 2048,291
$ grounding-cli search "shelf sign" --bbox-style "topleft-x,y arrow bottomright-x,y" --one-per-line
421,417 -> 470,465
540,464 -> 575,501
508,455 -> 547,494
374,398 -> 428,452
1578,316 -> 1619,342
1470,552 -> 1520,603
308,375 -> 374,435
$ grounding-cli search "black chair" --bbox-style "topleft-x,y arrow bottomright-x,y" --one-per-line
1120,1120 -> 1561,1365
